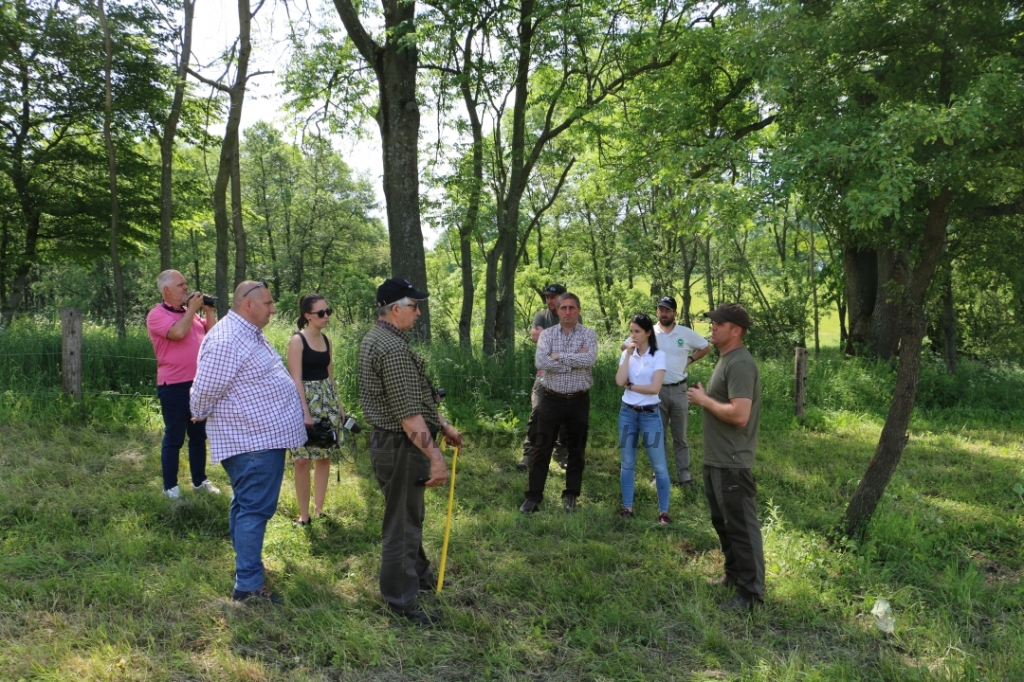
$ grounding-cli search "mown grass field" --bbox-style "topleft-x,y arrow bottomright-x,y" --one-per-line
1,323 -> 1023,681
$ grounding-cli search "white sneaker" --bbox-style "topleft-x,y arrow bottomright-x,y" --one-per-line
164,486 -> 181,499
193,479 -> 221,494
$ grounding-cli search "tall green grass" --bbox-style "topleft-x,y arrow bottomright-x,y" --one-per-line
2,320 -> 1024,680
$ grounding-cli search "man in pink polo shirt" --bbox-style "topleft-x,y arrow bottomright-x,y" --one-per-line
146,270 -> 220,499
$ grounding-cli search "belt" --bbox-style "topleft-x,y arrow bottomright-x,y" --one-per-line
623,402 -> 658,412
663,379 -> 688,387
544,388 -> 589,400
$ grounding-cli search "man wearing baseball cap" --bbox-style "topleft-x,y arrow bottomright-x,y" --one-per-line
517,283 -> 571,471
687,302 -> 764,612
357,278 -> 463,625
650,295 -> 711,487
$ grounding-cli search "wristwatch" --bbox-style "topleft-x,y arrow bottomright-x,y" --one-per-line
626,381 -> 634,389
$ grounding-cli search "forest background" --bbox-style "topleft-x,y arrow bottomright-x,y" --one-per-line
2,0 -> 1024,678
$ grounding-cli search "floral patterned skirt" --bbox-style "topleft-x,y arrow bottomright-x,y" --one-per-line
295,378 -> 342,460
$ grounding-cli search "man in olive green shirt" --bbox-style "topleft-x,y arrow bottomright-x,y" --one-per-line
358,278 -> 463,626
687,302 -> 764,612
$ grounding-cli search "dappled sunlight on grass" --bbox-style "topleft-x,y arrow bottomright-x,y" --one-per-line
2,389 -> 1024,680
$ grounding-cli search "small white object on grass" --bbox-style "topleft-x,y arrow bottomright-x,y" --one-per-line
871,598 -> 895,634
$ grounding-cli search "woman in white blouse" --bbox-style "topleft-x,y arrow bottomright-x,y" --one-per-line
615,313 -> 671,524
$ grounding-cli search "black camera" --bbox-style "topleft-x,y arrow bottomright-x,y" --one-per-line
304,417 -> 337,448
432,387 -> 446,404
342,416 -> 362,434
189,292 -> 217,307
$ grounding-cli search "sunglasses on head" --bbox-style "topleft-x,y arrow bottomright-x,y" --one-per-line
310,308 -> 333,318
242,280 -> 269,298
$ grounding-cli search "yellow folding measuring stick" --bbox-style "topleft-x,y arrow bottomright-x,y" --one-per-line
436,441 -> 460,595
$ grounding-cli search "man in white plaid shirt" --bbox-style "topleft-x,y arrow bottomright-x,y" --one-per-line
521,292 -> 598,514
191,280 -> 306,605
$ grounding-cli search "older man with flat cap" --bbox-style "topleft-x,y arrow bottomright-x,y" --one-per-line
358,278 -> 463,626
191,280 -> 307,604
687,302 -> 764,612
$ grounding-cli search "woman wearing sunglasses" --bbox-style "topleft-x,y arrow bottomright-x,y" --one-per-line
615,313 -> 671,524
287,293 -> 346,525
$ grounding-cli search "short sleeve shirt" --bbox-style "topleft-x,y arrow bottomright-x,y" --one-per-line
146,304 -> 206,385
357,321 -> 439,432
618,347 -> 667,407
701,346 -> 761,469
654,323 -> 708,384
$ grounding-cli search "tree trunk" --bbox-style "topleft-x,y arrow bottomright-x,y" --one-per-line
158,0 -> 195,272
942,261 -> 957,375
457,40 -> 484,349
231,137 -> 246,285
680,234 -> 697,327
872,249 -> 904,360
98,0 -> 125,336
482,248 -> 499,355
333,0 -> 430,340
843,244 -> 877,355
587,224 -> 611,333
842,187 -> 953,538
703,235 -> 715,312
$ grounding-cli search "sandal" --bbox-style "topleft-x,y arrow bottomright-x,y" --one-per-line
618,508 -> 634,519
293,517 -> 311,527
658,512 -> 670,525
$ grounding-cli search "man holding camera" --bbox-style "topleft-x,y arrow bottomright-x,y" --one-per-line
358,278 -> 463,626
191,280 -> 308,604
146,269 -> 220,499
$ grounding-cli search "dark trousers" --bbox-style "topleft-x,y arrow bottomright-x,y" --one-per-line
703,465 -> 765,601
157,381 -> 208,490
369,429 -> 437,611
526,391 -> 589,503
522,376 -> 568,462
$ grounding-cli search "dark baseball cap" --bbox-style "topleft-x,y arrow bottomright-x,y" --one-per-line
656,296 -> 677,311
542,283 -> 567,296
376,278 -> 429,307
704,302 -> 751,329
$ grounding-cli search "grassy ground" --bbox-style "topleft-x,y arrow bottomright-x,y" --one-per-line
1,336 -> 1023,680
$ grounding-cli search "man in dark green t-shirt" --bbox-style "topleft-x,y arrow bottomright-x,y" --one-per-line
687,302 -> 764,612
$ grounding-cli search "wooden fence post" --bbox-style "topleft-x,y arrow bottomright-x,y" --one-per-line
794,346 -> 808,418
62,308 -> 83,400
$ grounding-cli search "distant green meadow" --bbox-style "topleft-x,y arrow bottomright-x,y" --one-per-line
1,320 -> 1023,680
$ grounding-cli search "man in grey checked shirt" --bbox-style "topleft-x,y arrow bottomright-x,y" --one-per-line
191,280 -> 307,605
520,292 -> 598,514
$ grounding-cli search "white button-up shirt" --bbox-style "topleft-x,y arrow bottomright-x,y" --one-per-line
190,311 -> 307,462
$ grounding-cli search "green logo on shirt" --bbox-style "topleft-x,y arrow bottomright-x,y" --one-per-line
678,338 -> 684,346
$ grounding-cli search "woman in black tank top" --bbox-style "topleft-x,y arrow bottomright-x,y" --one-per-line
287,293 -> 346,525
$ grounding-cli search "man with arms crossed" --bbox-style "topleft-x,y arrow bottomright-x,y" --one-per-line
191,280 -> 307,604
517,283 -> 570,471
520,293 -> 597,514
358,278 -> 463,626
146,270 -> 220,498
687,302 -> 764,612
651,296 -> 710,486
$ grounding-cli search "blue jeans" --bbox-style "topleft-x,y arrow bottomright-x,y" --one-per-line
618,404 -> 670,513
157,381 -> 208,490
221,449 -> 286,592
